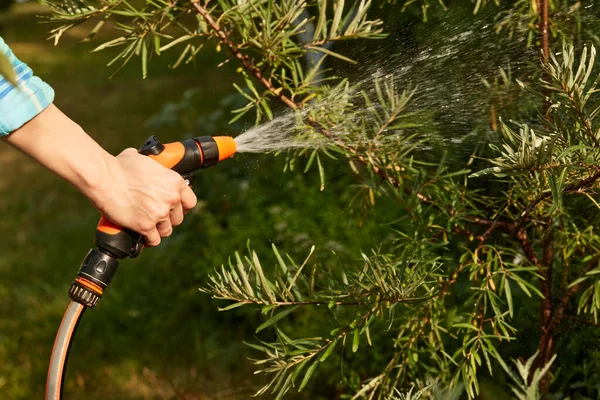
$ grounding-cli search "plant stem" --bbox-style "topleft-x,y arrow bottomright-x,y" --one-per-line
532,227 -> 554,391
540,0 -> 549,62
190,0 -> 298,110
537,0 -> 553,382
540,0 -> 551,116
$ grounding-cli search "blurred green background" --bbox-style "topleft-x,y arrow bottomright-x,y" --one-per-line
1,1 -> 585,398
0,2 -> 391,399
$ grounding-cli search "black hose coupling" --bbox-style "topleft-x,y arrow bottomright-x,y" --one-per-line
69,249 -> 119,308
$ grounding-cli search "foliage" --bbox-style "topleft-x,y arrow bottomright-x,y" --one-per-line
43,0 -> 600,399
202,243 -> 438,399
396,0 -> 599,50
0,0 -> 12,12
390,0 -> 498,20
500,351 -> 557,400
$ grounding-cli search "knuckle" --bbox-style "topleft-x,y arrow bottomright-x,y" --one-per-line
119,147 -> 137,157
139,221 -> 155,233
153,206 -> 170,220
169,173 -> 183,186
169,192 -> 181,205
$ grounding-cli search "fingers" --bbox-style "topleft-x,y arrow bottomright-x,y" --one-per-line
145,180 -> 194,247
170,202 -> 184,227
157,219 -> 173,239
103,151 -> 201,249
143,227 -> 161,247
180,182 -> 197,213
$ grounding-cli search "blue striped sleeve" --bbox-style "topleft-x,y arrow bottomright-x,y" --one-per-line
0,36 -> 55,135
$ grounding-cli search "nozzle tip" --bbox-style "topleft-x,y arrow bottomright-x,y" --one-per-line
214,136 -> 236,161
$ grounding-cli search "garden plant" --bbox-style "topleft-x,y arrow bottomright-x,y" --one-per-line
40,0 -> 600,398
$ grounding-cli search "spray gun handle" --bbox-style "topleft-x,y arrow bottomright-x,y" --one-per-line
94,135 -> 212,259
69,135 -> 236,308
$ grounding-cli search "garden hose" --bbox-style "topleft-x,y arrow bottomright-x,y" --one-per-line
45,135 -> 236,400
46,301 -> 85,400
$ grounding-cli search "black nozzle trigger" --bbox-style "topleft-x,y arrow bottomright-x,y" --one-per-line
139,136 -> 165,156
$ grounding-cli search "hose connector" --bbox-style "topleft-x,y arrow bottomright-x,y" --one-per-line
69,249 -> 119,308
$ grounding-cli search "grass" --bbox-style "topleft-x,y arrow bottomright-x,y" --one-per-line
0,4 -> 392,399
0,3 -> 255,399
0,2 -> 407,398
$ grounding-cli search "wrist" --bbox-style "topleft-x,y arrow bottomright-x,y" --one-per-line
77,149 -> 117,212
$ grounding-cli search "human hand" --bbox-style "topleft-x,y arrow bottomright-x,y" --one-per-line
5,104 -> 196,245
90,148 -> 197,246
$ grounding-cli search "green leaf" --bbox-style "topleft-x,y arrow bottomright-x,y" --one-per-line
153,35 -> 161,55
452,323 -> 479,332
92,37 -> 128,52
304,150 -> 317,173
82,19 -> 106,43
252,250 -> 277,303
159,34 -> 194,52
255,305 -> 300,333
306,45 -> 357,64
313,0 -> 328,41
568,276 -> 589,289
317,153 -> 325,191
352,329 -> 360,352
319,339 -> 338,362
141,40 -> 148,79
505,279 -> 513,318
218,301 -> 248,311
235,251 -> 255,297
330,0 -> 345,39
298,361 -> 319,392
272,244 -> 288,276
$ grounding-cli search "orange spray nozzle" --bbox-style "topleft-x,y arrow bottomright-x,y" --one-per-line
213,136 -> 237,161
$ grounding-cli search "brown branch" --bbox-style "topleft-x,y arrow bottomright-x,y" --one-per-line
566,315 -> 600,329
189,0 -> 544,276
190,0 -> 298,110
520,168 -> 600,224
540,0 -> 551,115
516,227 -> 540,266
540,0 -> 549,62
214,295 -> 414,308
468,216 -> 539,266
560,81 -> 600,148
540,228 -> 554,327
532,227 -> 554,387
546,259 -> 596,336
191,0 -> 438,211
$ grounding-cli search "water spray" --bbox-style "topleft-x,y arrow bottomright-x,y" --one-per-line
45,135 -> 236,400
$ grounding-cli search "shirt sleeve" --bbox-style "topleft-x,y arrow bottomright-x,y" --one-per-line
0,36 -> 55,135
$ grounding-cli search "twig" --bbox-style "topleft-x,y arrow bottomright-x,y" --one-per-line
189,0 -> 542,273
566,315 -> 600,329
519,168 -> 600,224
190,0 -> 298,110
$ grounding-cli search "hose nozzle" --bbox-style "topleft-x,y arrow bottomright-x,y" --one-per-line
69,134 -> 237,309
213,136 -> 237,161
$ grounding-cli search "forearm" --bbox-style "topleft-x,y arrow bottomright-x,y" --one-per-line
0,37 -> 196,245
4,103 -> 112,205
